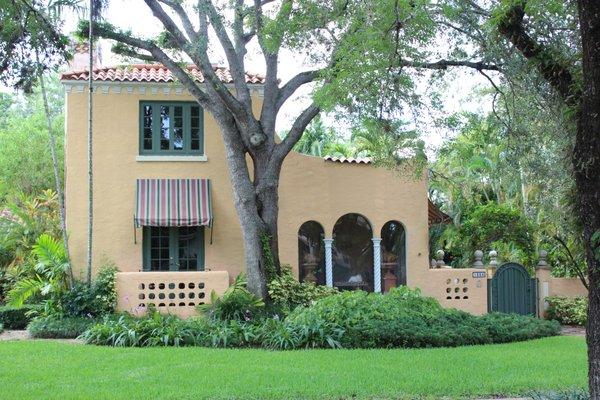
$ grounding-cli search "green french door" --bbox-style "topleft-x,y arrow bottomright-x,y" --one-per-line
143,226 -> 205,271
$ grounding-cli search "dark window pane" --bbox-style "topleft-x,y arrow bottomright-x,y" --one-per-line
332,213 -> 374,292
144,139 -> 153,150
191,106 -> 199,117
160,105 -> 170,150
191,140 -> 199,150
298,221 -> 325,285
174,115 -> 183,150
174,106 -> 182,117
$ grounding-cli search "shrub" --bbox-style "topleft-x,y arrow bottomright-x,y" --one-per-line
268,266 -> 337,314
0,304 -> 37,329
546,296 -> 587,326
0,323 -> 3,333
28,315 -> 95,339
59,264 -> 118,318
286,287 -> 560,348
82,287 -> 560,349
198,274 -> 264,322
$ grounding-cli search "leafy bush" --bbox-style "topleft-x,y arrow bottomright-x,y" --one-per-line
198,274 -> 264,322
28,315 -> 95,339
0,304 -> 37,329
82,287 -> 559,349
546,296 -> 587,326
286,287 -> 560,348
268,266 -> 337,314
59,263 -> 118,318
0,323 -> 3,333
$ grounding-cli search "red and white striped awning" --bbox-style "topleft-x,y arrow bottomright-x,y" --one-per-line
135,179 -> 212,227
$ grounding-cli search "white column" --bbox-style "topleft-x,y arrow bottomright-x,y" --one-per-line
324,238 -> 334,287
372,238 -> 382,293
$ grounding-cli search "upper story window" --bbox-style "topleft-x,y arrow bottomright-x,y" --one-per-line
140,101 -> 204,155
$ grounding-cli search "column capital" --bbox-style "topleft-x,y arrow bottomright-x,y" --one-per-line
371,237 -> 382,245
323,238 -> 334,246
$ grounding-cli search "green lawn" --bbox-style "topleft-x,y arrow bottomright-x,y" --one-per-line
0,336 -> 586,400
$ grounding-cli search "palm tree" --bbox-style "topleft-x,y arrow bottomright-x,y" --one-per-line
86,0 -> 108,285
35,58 -> 73,285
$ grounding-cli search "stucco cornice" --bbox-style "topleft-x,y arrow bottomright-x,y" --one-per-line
61,80 -> 265,98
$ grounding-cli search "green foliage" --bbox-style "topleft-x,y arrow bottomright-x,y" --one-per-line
286,288 -> 559,348
28,315 -> 95,339
437,202 -> 535,268
198,274 -> 265,322
59,263 -> 118,318
0,1 -> 72,92
82,287 -> 559,349
546,296 -> 587,326
0,76 -> 64,201
267,266 -> 337,314
0,304 -> 38,329
0,191 -> 61,302
260,234 -> 277,283
6,234 -> 69,313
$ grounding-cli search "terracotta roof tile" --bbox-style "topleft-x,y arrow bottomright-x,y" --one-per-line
323,155 -> 372,164
60,64 -> 266,84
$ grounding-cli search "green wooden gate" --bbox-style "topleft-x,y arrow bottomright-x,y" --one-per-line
488,262 -> 537,316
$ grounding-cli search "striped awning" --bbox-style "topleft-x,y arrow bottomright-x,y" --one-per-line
135,179 -> 212,227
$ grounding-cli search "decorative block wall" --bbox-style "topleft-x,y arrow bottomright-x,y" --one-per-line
115,271 -> 229,318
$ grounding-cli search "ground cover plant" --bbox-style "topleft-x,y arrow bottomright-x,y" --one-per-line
0,336 -> 586,400
0,304 -> 36,329
27,315 -> 95,339
82,287 -> 560,349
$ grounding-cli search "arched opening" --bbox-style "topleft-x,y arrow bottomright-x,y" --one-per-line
332,213 -> 373,291
381,221 -> 407,290
298,221 -> 325,285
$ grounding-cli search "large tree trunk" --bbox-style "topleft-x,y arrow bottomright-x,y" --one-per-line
577,2 -> 600,398
217,120 -> 282,298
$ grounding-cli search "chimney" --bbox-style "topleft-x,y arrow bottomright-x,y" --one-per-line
69,41 -> 102,71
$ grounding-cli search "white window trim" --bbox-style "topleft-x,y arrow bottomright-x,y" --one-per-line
136,155 -> 208,162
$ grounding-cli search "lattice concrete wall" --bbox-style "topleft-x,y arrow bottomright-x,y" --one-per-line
420,268 -> 488,315
116,271 -> 229,318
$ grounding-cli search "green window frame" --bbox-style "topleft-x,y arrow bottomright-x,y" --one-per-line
139,101 -> 204,155
142,226 -> 205,271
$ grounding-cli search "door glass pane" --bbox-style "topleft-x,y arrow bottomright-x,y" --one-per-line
173,106 -> 183,150
177,226 -> 201,271
149,227 -> 170,271
160,105 -> 170,150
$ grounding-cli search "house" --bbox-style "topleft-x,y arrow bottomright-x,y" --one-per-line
61,63 -> 484,317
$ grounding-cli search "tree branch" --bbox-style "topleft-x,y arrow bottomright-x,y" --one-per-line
88,21 -> 213,110
144,0 -> 246,118
275,69 -> 322,111
400,59 -> 500,71
275,103 -> 321,160
496,3 -> 580,106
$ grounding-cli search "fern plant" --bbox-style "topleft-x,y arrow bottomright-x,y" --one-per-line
198,273 -> 265,322
7,234 -> 69,313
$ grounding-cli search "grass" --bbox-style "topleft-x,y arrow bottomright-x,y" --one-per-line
0,336 -> 586,400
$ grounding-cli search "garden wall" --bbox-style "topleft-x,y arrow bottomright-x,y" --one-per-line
420,268 -> 488,315
536,268 -> 587,317
115,271 -> 229,318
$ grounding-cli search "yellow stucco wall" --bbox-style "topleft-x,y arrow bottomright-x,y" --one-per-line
536,268 -> 588,316
63,82 -> 431,289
